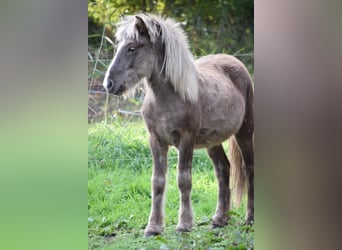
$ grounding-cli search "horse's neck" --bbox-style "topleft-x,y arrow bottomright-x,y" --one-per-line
145,72 -> 180,102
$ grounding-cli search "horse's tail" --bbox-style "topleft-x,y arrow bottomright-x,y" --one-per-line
228,59 -> 254,208
228,135 -> 246,207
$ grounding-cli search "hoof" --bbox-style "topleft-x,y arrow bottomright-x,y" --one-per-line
176,228 -> 191,233
144,224 -> 162,237
210,223 -> 225,229
245,216 -> 254,225
211,215 -> 229,228
176,223 -> 192,233
144,231 -> 161,237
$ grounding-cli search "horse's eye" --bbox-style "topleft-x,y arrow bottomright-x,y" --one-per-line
128,46 -> 136,52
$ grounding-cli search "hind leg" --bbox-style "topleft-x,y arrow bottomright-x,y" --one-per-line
235,125 -> 254,224
207,144 -> 230,227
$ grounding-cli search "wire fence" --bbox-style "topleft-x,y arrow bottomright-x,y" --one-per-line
87,53 -> 254,63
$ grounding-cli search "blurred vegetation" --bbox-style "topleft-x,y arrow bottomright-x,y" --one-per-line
88,0 -> 253,72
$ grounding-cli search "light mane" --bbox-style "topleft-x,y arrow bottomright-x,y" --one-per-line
115,14 -> 199,103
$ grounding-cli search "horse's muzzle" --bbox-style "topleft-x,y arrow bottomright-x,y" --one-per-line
106,79 -> 125,95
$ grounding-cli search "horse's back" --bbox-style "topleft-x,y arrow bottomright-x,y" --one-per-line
195,54 -> 251,97
193,54 -> 251,148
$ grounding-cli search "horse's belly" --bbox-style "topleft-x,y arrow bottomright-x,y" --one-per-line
194,98 -> 245,148
194,126 -> 236,148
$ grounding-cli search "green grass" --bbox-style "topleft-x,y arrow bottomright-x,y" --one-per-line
88,121 -> 254,249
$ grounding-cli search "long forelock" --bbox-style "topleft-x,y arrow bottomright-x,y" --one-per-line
115,16 -> 140,42
115,14 -> 198,103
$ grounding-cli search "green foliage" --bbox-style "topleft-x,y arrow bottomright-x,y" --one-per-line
88,0 -> 254,74
88,121 -> 254,249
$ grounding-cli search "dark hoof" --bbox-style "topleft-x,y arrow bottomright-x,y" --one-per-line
211,214 -> 229,229
210,223 -> 227,229
144,231 -> 160,237
176,222 -> 192,233
144,224 -> 162,237
210,216 -> 229,229
176,228 -> 191,234
245,217 -> 254,225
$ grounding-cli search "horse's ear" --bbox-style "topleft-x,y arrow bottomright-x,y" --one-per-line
135,16 -> 149,37
153,20 -> 162,37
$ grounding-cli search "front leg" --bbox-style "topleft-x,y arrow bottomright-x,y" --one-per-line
176,133 -> 194,232
144,133 -> 169,237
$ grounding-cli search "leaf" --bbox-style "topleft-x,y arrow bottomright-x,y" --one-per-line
155,235 -> 168,243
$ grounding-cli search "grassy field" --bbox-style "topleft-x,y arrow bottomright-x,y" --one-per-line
88,121 -> 254,249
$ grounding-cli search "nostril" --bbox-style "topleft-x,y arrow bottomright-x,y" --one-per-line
107,79 -> 114,90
